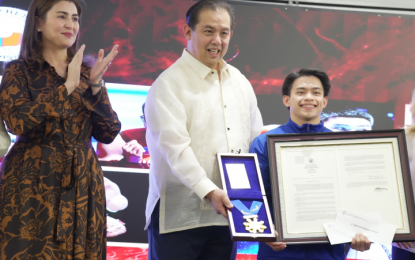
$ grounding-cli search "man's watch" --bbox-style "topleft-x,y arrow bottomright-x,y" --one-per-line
91,79 -> 104,88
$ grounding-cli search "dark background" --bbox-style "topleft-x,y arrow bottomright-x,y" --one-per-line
1,0 -> 414,243
105,171 -> 149,243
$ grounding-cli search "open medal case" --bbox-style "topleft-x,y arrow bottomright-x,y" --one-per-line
217,153 -> 275,242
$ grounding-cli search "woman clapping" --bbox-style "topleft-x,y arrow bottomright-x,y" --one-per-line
0,0 -> 121,259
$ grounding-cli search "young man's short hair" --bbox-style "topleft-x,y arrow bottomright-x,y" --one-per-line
186,0 -> 235,30
282,68 -> 331,97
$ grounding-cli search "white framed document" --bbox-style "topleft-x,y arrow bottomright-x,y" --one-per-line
267,130 -> 415,244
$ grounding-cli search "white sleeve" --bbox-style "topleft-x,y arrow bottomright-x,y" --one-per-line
406,133 -> 413,173
245,76 -> 263,144
407,132 -> 415,202
145,77 -> 218,200
0,115 -> 11,157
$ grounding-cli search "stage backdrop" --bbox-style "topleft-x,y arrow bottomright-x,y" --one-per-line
0,0 -> 414,253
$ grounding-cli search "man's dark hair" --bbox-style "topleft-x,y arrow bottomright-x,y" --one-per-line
186,0 -> 235,31
282,68 -> 331,97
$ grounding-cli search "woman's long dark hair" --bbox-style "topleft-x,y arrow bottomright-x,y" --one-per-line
19,0 -> 91,66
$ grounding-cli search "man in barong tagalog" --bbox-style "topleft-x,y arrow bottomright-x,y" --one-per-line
144,0 -> 263,259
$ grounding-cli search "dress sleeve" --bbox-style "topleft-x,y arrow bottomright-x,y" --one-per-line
242,74 -> 263,145
145,77 -> 219,200
82,84 -> 121,144
0,61 -> 76,136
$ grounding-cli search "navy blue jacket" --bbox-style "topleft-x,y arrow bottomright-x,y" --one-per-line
249,118 -> 345,260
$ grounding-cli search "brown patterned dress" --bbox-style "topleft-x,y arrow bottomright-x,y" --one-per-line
0,60 -> 121,259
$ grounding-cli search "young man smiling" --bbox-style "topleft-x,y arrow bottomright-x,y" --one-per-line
249,68 -> 370,260
144,1 -> 263,259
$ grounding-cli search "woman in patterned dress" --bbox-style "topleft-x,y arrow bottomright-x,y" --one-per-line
0,0 -> 121,259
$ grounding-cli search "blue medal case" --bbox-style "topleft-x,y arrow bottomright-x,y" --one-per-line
217,153 -> 275,242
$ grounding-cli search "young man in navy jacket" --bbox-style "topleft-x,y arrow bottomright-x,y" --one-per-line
249,68 -> 371,260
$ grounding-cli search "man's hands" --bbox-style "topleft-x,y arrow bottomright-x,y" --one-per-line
122,140 -> 150,163
205,189 -> 233,218
266,228 -> 286,251
351,233 -> 371,252
122,140 -> 145,158
396,242 -> 415,249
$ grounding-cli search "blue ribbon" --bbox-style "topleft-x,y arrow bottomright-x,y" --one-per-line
231,200 -> 263,216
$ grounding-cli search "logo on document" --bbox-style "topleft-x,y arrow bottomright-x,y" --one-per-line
308,158 -> 314,163
305,158 -> 318,173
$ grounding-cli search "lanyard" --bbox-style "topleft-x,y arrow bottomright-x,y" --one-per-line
232,200 -> 262,216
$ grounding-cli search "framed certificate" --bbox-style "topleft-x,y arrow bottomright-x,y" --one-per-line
267,129 -> 415,244
217,153 -> 275,242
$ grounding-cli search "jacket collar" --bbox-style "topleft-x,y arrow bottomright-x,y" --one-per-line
286,118 -> 327,133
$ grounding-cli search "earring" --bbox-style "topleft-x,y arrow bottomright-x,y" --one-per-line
37,29 -> 41,32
